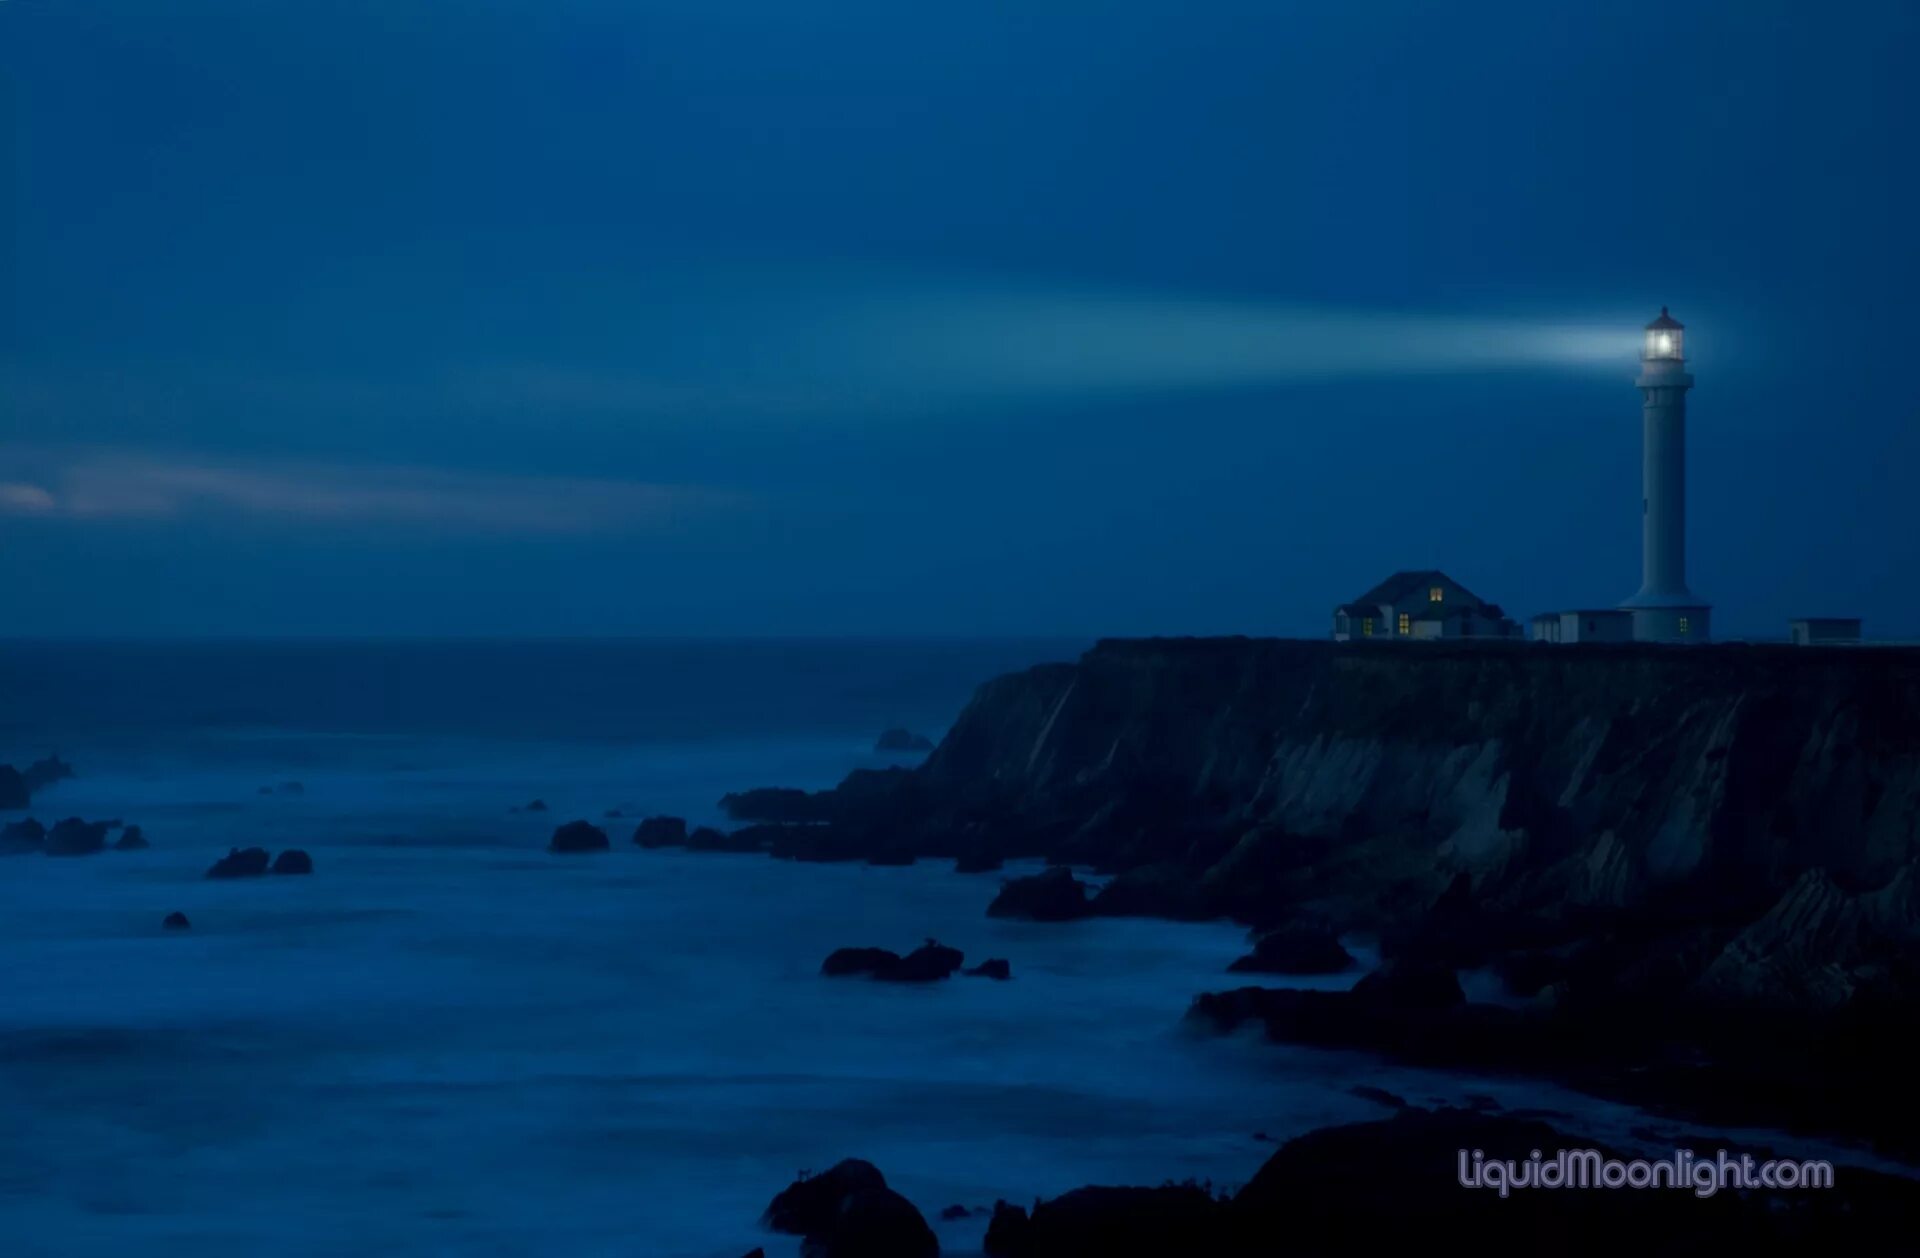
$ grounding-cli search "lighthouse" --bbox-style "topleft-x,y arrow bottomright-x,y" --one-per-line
1620,307 -> 1711,642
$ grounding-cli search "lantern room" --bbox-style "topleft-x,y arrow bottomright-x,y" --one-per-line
1643,306 -> 1684,361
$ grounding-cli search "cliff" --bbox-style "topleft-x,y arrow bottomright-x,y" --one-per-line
730,638 -> 1920,1013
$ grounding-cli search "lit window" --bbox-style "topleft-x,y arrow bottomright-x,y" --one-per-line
1678,617 -> 1690,635
1429,587 -> 1443,603
1398,613 -> 1410,635
1362,618 -> 1373,637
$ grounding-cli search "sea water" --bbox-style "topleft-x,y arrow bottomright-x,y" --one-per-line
0,640 -> 1868,1256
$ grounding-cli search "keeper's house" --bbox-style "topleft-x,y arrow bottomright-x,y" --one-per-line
1332,570 -> 1519,642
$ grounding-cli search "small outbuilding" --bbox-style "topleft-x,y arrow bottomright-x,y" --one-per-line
1788,617 -> 1862,646
1534,610 -> 1635,644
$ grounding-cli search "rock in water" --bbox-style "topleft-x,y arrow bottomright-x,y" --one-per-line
763,1160 -> 936,1258
1229,925 -> 1354,975
764,1159 -> 889,1236
206,847 -> 271,878
162,911 -> 191,931
888,940 -> 963,982
113,825 -> 150,850
1351,960 -> 1465,1011
874,728 -> 935,753
2,817 -> 46,851
983,1185 -> 1222,1258
965,958 -> 1013,980
632,815 -> 688,847
827,1187 -> 940,1258
986,867 -> 1092,921
548,820 -> 609,853
822,941 -> 965,982
22,754 -> 75,794
44,817 -> 109,856
272,849 -> 314,875
523,798 -> 549,813
822,947 -> 902,978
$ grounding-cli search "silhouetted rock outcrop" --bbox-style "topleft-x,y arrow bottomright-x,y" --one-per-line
44,817 -> 109,856
206,847 -> 271,878
0,766 -> 27,811
763,1159 -> 937,1258
1,755 -> 72,809
986,867 -> 1091,921
548,820 -> 609,853
1228,924 -> 1353,975
25,755 -> 75,792
163,911 -> 191,931
717,637 -> 1920,1151
965,958 -> 1012,980
1,817 -> 46,851
982,1106 -> 1920,1255
271,849 -> 314,874
113,825 -> 150,850
875,728 -> 935,753
632,815 -> 688,848
821,940 -> 965,983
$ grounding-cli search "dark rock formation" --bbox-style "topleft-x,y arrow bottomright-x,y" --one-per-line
763,1159 -> 937,1257
875,728 -> 936,753
720,786 -> 829,824
523,798 -> 548,813
603,808 -> 623,819
271,849 -> 314,875
965,958 -> 1012,980
1228,924 -> 1354,975
0,766 -> 27,811
822,940 -> 965,983
715,637 -> 1920,1151
206,847 -> 271,878
822,947 -> 902,978
765,1159 -> 888,1236
2,817 -> 46,851
938,1204 -> 972,1221
986,867 -> 1092,921
113,825 -> 150,850
689,825 -> 772,854
632,815 -> 689,848
163,911 -> 191,931
23,755 -> 75,794
44,817 -> 109,856
548,820 -> 609,853
983,1185 -> 1224,1258
0,753 -> 68,809
983,1106 -> 1920,1255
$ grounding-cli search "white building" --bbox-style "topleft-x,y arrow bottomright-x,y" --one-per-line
1531,609 -> 1635,644
1617,308 -> 1712,642
1535,308 -> 1713,645
1788,617 -> 1862,645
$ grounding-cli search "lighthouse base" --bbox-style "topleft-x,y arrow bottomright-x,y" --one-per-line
1622,604 -> 1712,644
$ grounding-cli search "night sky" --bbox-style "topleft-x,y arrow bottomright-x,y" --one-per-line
4,1 -> 1915,638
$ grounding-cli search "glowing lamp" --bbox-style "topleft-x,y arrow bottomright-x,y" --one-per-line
1643,306 -> 1685,361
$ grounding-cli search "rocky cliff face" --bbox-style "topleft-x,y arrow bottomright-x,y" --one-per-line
739,638 -> 1920,1015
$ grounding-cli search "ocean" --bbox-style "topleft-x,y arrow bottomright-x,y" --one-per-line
0,639 -> 1837,1256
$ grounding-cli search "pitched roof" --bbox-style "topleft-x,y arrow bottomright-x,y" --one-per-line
1347,570 -> 1484,608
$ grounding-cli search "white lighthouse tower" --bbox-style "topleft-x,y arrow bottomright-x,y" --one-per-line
1620,307 -> 1710,642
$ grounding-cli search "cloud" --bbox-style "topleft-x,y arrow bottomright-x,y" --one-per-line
0,451 -> 744,534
